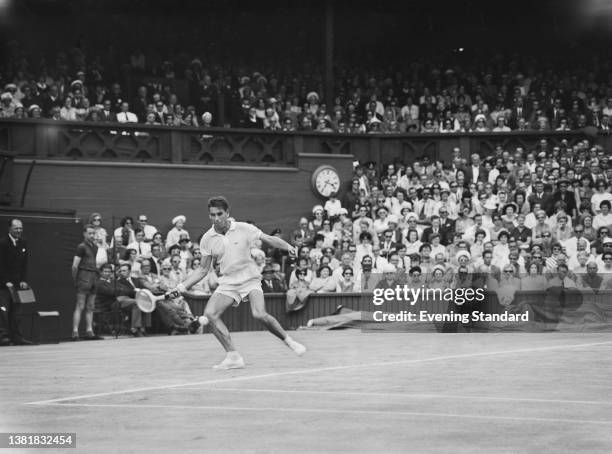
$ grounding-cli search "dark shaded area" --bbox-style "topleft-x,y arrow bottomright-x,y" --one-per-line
0,211 -> 82,340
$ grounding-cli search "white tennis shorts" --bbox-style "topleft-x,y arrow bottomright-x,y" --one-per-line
215,278 -> 263,306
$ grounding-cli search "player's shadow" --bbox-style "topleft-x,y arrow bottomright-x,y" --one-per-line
529,287 -> 584,330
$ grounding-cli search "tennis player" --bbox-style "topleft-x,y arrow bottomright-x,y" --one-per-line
169,196 -> 306,369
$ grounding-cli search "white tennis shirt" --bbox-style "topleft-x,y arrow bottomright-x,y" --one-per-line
199,220 -> 262,285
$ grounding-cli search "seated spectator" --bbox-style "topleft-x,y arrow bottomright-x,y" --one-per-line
291,217 -> 315,248
138,262 -> 197,335
309,266 -> 336,293
593,201 -> 612,231
578,262 -> 603,292
96,263 -> 145,337
261,265 -> 284,293
336,267 -> 357,293
309,205 -> 325,232
166,215 -> 189,249
286,268 -> 312,312
136,214 -> 158,241
127,228 -> 151,260
111,216 -> 136,257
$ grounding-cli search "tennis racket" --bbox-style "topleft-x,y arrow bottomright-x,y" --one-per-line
134,288 -> 177,313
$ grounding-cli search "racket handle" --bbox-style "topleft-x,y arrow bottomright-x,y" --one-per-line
165,290 -> 181,300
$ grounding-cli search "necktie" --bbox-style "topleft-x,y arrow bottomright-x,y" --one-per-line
138,244 -> 142,255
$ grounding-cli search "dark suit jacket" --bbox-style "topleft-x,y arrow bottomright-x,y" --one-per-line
0,235 -> 27,285
439,219 -> 456,245
115,277 -> 136,298
421,227 -> 445,243
550,191 -> 577,215
379,241 -> 400,259
510,226 -> 532,243
463,165 -> 489,184
261,278 -> 284,293
528,192 -> 553,214
100,110 -> 116,122
440,218 -> 456,232
95,277 -> 117,311
149,257 -> 164,276
509,106 -> 528,129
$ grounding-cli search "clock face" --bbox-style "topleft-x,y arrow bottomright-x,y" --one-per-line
313,166 -> 341,198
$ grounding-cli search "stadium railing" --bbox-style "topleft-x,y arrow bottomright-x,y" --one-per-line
0,118 -> 595,167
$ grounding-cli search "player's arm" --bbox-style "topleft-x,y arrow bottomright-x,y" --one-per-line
260,233 -> 297,256
172,254 -> 212,294
71,256 -> 82,282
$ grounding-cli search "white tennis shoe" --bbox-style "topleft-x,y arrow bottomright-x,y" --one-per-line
285,337 -> 306,356
212,353 -> 245,370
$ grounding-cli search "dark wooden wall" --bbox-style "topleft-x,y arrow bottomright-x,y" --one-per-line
12,154 -> 354,237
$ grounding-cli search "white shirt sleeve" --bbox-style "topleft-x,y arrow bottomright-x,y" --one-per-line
199,234 -> 212,257
246,223 -> 263,244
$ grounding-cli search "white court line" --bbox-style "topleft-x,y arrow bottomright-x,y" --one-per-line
31,402 -> 612,426
172,387 -> 612,406
25,340 -> 612,406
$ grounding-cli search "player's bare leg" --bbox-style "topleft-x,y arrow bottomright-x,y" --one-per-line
72,293 -> 87,339
204,292 -> 245,369
249,289 -> 306,356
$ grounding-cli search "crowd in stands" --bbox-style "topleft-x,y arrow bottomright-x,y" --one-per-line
91,136 -> 612,331
3,41 -> 612,134
277,138 -> 612,306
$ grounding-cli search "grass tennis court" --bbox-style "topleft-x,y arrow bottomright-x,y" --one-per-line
2,330 -> 612,453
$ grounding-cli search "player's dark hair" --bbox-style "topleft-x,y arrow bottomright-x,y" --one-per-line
84,224 -> 95,231
208,196 -> 230,211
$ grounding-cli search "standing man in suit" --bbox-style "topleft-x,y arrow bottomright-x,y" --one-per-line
464,153 -> 489,184
0,219 -> 32,345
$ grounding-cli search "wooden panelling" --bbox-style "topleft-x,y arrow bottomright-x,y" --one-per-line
12,157 -> 353,236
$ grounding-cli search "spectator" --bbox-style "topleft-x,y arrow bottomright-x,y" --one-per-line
336,267 -> 357,293
136,214 -> 158,241
0,219 -> 32,345
116,102 -> 138,123
261,266 -> 284,293
166,215 -> 189,249
286,268 -> 312,312
127,228 -> 151,260
95,263 -> 144,337
71,224 -> 103,341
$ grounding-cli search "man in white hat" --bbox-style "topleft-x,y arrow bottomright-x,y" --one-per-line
167,196 -> 305,370
166,215 -> 189,249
